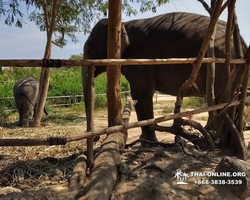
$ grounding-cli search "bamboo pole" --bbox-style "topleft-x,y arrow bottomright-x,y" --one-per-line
0,58 -> 246,67
86,65 -> 95,166
0,100 -> 241,147
122,95 -> 134,127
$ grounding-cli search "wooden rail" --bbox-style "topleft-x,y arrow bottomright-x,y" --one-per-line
0,58 -> 247,67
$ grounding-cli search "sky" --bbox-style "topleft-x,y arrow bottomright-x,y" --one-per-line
0,0 -> 249,60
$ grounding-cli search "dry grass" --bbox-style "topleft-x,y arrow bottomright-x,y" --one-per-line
0,106 -> 108,188
1,103 -> 250,191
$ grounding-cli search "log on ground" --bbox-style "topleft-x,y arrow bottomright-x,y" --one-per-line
69,155 -> 87,192
77,131 -> 126,200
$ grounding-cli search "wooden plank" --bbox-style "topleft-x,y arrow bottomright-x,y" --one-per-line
0,58 -> 246,67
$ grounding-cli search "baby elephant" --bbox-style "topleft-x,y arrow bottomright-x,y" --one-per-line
13,76 -> 52,127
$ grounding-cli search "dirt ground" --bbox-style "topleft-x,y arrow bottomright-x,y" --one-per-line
0,97 -> 250,200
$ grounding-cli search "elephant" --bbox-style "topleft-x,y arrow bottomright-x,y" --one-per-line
13,76 -> 52,127
82,12 -> 245,142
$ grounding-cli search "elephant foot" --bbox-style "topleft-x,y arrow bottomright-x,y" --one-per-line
139,133 -> 158,141
139,133 -> 158,147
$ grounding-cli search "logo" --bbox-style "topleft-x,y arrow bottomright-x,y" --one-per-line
174,169 -> 189,185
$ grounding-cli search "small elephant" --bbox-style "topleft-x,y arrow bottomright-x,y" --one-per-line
13,76 -> 52,127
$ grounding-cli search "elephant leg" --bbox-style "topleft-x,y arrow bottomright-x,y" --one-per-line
33,104 -> 37,119
131,87 -> 157,142
17,103 -> 23,127
22,101 -> 33,127
15,96 -> 24,126
19,111 -> 23,126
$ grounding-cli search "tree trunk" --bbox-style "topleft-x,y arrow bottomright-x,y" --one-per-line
77,131 -> 126,200
32,0 -> 59,127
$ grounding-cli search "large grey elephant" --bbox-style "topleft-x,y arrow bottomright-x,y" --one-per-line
13,76 -> 52,127
82,12 -> 244,141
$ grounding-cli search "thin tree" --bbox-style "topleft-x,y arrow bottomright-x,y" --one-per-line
32,0 -> 59,126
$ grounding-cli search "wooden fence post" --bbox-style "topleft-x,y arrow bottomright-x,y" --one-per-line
107,0 -> 122,126
86,65 -> 94,166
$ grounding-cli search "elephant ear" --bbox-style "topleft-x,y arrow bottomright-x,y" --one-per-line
121,23 -> 130,55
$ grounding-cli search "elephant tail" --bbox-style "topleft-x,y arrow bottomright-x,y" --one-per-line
25,96 -> 36,108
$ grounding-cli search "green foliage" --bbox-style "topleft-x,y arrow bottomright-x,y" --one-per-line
62,53 -> 83,70
69,53 -> 83,60
28,0 -> 98,46
0,63 -> 130,110
182,97 -> 206,109
93,73 -> 130,108
0,104 -> 10,126
1,0 -> 24,27
0,67 -> 41,108
2,0 -> 169,46
161,104 -> 174,114
49,68 -> 82,96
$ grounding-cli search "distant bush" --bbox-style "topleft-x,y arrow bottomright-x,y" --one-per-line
182,97 -> 206,109
0,104 -> 9,126
92,73 -> 130,109
0,67 -> 130,110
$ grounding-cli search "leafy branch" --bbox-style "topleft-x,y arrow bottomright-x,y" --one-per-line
1,0 -> 169,47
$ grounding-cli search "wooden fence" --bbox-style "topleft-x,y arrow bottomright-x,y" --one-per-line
0,91 -> 131,110
0,91 -> 173,110
0,57 -> 248,164
0,57 -> 246,68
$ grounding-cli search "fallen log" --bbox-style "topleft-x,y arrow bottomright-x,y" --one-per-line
69,155 -> 87,192
77,131 -> 126,200
76,95 -> 133,199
